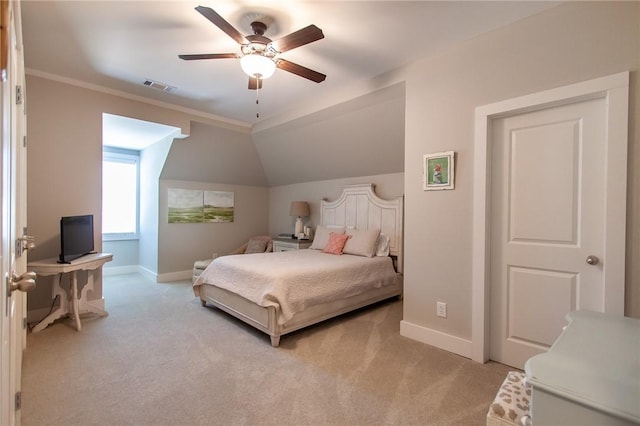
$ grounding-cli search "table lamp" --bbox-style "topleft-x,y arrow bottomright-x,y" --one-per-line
289,201 -> 310,237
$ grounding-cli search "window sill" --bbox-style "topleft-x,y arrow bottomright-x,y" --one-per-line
102,234 -> 139,242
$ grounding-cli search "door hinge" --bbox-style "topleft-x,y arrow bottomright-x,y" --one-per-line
16,85 -> 23,105
23,135 -> 26,147
15,391 -> 21,410
23,317 -> 28,329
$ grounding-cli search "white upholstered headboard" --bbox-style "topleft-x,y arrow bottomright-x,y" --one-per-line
320,184 -> 404,272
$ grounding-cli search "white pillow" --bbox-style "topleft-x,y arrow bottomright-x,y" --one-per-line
374,233 -> 390,257
343,228 -> 380,257
310,225 -> 345,250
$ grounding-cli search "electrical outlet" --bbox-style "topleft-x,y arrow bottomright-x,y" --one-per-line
436,301 -> 447,318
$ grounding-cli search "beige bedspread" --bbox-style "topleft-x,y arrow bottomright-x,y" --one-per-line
193,249 -> 398,324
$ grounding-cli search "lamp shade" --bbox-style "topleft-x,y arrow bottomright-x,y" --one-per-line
290,201 -> 310,217
240,54 -> 276,79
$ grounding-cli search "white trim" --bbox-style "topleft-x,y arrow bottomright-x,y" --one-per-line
602,84 -> 629,313
103,265 -> 140,276
104,265 -> 192,282
25,68 -> 251,131
400,321 -> 472,358
156,269 -> 192,283
89,297 -> 106,311
471,72 -> 629,363
103,149 -> 140,239
138,265 -> 158,283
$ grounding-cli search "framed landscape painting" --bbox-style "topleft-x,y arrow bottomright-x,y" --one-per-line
423,151 -> 455,191
204,190 -> 234,223
168,189 -> 204,223
168,189 -> 234,223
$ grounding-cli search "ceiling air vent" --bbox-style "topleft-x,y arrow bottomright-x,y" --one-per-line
142,79 -> 176,93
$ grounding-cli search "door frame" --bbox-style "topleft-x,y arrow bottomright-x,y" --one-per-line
1,0 -> 28,424
471,72 -> 629,363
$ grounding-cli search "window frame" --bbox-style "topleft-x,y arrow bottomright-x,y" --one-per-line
102,147 -> 140,241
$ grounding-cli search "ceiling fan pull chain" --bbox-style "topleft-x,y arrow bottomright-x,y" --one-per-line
256,77 -> 260,118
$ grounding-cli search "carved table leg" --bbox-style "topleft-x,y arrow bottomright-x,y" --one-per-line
32,273 -> 70,333
70,271 -> 81,331
78,268 -> 108,317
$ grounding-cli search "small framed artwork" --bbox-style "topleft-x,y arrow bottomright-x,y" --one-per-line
423,151 -> 455,191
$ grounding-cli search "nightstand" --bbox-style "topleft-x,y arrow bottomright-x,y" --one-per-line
273,237 -> 312,252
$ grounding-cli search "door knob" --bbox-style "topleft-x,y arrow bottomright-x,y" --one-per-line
586,255 -> 599,265
7,271 -> 37,294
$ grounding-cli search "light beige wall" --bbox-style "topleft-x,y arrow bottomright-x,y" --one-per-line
161,121 -> 265,186
268,173 -> 404,237
253,83 -> 405,186
402,1 -> 640,347
158,180 -> 269,275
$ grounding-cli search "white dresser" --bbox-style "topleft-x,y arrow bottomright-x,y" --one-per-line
525,310 -> 640,425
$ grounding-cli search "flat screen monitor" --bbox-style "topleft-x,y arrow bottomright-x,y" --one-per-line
59,214 -> 94,263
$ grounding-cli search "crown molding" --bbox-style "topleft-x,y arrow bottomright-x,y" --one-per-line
25,68 -> 252,131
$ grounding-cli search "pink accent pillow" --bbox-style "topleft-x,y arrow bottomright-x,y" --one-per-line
322,232 -> 351,255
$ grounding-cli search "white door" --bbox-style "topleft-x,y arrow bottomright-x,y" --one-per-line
489,96 -> 613,369
1,1 -> 31,425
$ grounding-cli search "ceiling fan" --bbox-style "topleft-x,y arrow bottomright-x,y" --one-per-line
179,5 -> 326,90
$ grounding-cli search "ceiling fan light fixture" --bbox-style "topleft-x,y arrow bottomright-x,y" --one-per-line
240,54 -> 276,79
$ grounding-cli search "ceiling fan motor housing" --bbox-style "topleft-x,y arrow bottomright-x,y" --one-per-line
250,21 -> 268,36
244,22 -> 277,58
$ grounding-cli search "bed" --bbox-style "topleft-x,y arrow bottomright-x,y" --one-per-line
193,184 -> 404,346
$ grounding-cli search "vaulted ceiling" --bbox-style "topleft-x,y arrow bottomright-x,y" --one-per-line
21,1 -> 560,126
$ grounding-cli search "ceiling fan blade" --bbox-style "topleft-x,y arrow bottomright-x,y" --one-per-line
178,53 -> 238,61
195,5 -> 246,45
272,25 -> 324,53
276,59 -> 326,83
248,77 -> 263,90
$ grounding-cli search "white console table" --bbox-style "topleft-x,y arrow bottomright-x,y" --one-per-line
28,253 -> 113,332
525,310 -> 640,426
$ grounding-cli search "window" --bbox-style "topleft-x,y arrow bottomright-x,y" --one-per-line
102,148 -> 139,240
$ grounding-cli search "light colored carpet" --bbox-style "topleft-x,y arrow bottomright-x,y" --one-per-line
22,273 -> 511,426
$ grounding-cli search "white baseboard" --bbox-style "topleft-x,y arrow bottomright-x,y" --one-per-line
400,320 -> 473,360
138,265 -> 157,283
103,265 -> 140,276
103,264 -> 157,282
157,269 -> 192,283
104,265 -> 191,283
90,297 -> 105,310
